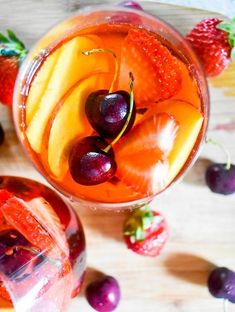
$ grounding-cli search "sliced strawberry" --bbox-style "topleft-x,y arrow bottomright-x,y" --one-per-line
123,206 -> 169,257
118,28 -> 182,107
114,113 -> 178,196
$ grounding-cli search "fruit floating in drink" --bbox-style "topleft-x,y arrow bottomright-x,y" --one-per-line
0,176 -> 86,311
14,7 -> 208,207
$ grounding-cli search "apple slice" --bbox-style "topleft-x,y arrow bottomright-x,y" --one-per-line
26,35 -> 111,153
47,73 -> 113,178
146,100 -> 203,183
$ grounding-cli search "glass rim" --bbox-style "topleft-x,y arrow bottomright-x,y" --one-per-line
13,3 -> 210,210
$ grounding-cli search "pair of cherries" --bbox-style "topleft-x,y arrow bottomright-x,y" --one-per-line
69,68 -> 136,186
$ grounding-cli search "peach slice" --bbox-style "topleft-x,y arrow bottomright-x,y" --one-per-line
171,61 -> 201,109
26,47 -> 62,125
26,35 -> 112,153
48,73 -> 112,178
145,100 -> 203,184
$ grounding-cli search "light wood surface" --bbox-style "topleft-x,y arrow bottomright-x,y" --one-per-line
0,1 -> 235,311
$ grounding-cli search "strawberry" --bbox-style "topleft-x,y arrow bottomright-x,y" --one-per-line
123,205 -> 169,257
118,28 -> 182,107
114,113 -> 178,196
0,29 -> 27,105
186,18 -> 235,77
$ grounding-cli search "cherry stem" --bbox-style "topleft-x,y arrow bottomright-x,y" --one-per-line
206,138 -> 231,170
82,48 -> 118,93
103,72 -> 134,153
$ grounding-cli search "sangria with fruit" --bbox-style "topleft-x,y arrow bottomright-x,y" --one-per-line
14,5 -> 209,208
0,176 -> 86,311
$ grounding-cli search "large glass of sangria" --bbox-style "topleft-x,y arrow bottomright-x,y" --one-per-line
0,176 -> 86,312
13,5 -> 209,209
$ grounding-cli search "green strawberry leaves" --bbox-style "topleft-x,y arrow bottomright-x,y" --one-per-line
0,29 -> 27,61
123,205 -> 163,243
217,18 -> 235,59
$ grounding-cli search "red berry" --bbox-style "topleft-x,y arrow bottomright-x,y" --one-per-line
0,56 -> 18,105
0,30 -> 26,106
123,206 -> 169,257
186,18 -> 235,77
118,28 -> 182,107
114,113 -> 178,196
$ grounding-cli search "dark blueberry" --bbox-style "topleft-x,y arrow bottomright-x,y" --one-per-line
69,136 -> 117,185
86,275 -> 121,312
208,267 -> 235,300
0,123 -> 4,146
85,90 -> 136,139
205,163 -> 235,195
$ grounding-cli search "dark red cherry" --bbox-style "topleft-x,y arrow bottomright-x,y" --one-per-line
208,267 -> 235,302
0,229 -> 40,281
85,90 -> 136,138
86,275 -> 121,312
205,163 -> 235,195
69,136 -> 117,185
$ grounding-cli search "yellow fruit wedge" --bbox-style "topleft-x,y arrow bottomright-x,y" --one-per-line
48,73 -> 113,178
26,35 -> 111,153
26,47 -> 62,125
146,100 -> 203,184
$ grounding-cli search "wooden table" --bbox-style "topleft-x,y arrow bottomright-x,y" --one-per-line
0,1 -> 235,311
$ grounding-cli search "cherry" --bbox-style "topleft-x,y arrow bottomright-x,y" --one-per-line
86,275 -> 121,312
85,89 -> 136,138
205,139 -> 235,195
208,267 -> 235,303
0,229 -> 41,282
69,136 -> 117,186
0,123 -> 4,146
206,163 -> 235,195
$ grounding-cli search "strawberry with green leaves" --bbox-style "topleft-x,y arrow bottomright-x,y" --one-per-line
123,205 -> 169,257
186,17 -> 235,77
0,30 -> 27,105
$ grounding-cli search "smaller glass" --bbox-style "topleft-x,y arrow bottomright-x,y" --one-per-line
0,176 -> 86,312
13,4 -> 209,210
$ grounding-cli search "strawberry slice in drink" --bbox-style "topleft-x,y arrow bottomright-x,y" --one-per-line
114,113 -> 178,196
118,28 -> 182,107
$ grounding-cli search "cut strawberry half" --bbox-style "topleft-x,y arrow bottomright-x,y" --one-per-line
114,113 -> 178,196
118,28 -> 182,107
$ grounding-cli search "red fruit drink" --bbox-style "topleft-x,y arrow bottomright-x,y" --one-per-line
13,6 -> 209,209
0,176 -> 86,312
